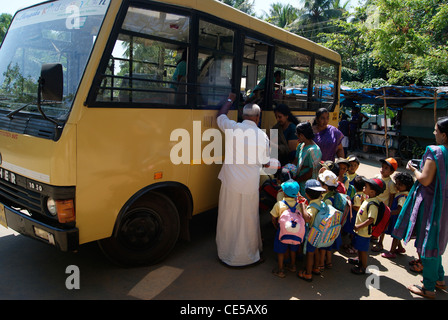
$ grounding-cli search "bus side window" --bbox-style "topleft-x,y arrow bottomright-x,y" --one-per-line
312,59 -> 338,111
273,46 -> 311,111
197,20 -> 234,108
95,7 -> 190,106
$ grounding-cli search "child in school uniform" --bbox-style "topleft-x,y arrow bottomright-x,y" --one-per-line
372,157 -> 398,252
343,175 -> 365,254
349,177 -> 385,275
319,170 -> 349,269
297,179 -> 326,282
347,155 -> 360,184
270,181 -> 305,278
381,172 -> 414,259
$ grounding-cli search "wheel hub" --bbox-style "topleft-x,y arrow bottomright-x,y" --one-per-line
118,209 -> 161,250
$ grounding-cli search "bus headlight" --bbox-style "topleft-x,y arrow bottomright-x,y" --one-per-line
47,198 -> 57,216
46,198 -> 75,224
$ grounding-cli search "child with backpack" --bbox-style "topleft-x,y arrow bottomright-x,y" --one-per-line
297,179 -> 326,282
343,175 -> 365,255
349,177 -> 386,275
381,172 -> 414,259
270,181 -> 306,278
372,158 -> 398,252
319,170 -> 350,270
335,157 -> 354,198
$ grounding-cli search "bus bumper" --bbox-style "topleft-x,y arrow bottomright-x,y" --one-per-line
0,203 -> 79,252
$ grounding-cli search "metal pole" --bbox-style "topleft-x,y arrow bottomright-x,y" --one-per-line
383,87 -> 389,158
434,89 -> 438,124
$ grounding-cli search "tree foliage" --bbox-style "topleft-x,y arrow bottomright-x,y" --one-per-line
0,13 -> 12,44
365,0 -> 448,85
218,0 -> 256,15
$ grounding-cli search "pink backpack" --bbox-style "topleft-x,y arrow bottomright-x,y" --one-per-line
278,201 -> 306,245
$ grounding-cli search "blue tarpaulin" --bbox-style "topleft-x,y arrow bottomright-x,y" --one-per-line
340,86 -> 448,110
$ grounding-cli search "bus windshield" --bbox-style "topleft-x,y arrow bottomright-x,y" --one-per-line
0,0 -> 110,120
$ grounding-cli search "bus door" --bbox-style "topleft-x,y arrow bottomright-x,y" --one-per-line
241,37 -> 275,130
188,19 -> 235,214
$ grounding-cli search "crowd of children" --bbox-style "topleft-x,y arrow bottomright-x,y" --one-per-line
269,155 -> 415,280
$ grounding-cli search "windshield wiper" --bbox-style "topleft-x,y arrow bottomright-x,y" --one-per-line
6,102 -> 34,119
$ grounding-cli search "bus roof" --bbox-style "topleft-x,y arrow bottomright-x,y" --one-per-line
158,0 -> 341,63
15,0 -> 341,63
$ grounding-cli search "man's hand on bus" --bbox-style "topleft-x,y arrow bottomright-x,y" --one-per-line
217,93 -> 236,117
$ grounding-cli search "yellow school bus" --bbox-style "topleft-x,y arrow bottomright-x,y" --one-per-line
0,0 -> 341,266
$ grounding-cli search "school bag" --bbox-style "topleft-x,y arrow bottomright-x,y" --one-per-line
367,201 -> 391,238
259,177 -> 280,211
278,201 -> 306,245
322,191 -> 351,227
307,202 -> 343,248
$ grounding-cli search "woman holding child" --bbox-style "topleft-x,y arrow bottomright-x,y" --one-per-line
393,117 -> 448,299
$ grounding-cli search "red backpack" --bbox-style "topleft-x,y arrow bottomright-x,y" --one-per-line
367,201 -> 391,238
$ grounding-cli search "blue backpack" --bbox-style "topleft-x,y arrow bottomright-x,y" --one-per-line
323,191 -> 351,227
306,202 -> 342,248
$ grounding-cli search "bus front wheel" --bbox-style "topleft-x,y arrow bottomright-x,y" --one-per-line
98,192 -> 180,267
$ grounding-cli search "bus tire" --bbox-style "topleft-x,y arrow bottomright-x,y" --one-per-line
98,192 -> 180,267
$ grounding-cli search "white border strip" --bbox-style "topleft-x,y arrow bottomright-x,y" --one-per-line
1,161 -> 50,183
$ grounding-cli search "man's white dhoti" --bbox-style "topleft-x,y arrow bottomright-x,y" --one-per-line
216,184 -> 262,266
215,114 -> 269,267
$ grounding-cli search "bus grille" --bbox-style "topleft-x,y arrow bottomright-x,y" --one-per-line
0,178 -> 42,215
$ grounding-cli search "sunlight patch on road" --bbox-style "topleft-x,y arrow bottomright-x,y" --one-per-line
0,227 -> 19,237
128,266 -> 184,300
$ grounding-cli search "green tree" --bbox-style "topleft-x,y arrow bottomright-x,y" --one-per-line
0,13 -> 12,44
263,3 -> 300,28
218,0 -> 256,15
366,0 -> 448,85
289,0 -> 346,41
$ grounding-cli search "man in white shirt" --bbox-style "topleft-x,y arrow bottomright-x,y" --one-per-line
215,93 -> 270,267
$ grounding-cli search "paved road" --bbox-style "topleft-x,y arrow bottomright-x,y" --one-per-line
0,158 -> 447,301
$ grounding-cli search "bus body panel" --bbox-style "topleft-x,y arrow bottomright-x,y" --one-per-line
0,126 -> 76,186
75,107 -> 192,244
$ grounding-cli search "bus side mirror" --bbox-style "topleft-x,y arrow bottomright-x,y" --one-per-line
40,63 -> 63,102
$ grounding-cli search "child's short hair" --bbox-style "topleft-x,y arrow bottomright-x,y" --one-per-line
394,172 -> 414,191
331,163 -> 341,176
353,175 -> 365,192
306,188 -> 323,200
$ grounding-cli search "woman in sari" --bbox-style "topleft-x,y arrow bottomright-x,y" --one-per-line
293,122 -> 322,193
312,108 -> 345,161
393,117 -> 448,299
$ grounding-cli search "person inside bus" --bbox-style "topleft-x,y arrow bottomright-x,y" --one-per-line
171,50 -> 187,91
245,70 -> 282,104
215,93 -> 270,267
